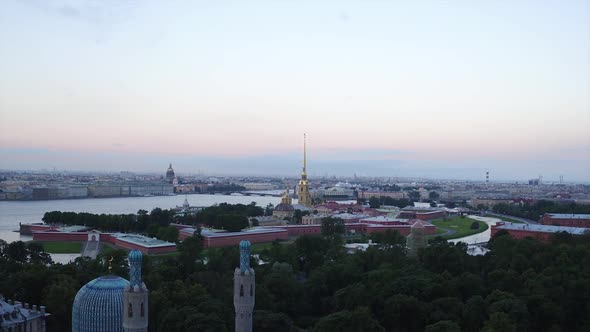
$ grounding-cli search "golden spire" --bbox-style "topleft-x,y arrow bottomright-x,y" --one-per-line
302,133 -> 307,176
108,256 -> 114,273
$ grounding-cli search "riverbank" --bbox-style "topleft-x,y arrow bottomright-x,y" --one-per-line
0,194 -> 283,243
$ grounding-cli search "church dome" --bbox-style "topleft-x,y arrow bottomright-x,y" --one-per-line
274,203 -> 294,212
165,163 -> 175,180
72,275 -> 129,332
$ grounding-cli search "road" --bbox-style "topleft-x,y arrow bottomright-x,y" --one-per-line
485,212 -> 538,224
449,216 -> 502,245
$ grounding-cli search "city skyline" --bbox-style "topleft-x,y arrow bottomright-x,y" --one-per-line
1,1 -> 589,181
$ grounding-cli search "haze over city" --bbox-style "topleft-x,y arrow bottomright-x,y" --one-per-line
1,0 -> 589,181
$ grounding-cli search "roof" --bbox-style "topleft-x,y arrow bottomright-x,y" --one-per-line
58,225 -> 91,232
496,222 -> 590,235
413,202 -> 432,208
199,227 -> 287,238
411,220 -> 431,228
0,298 -> 47,326
333,213 -> 368,220
546,213 -> 590,220
360,216 -> 407,223
111,233 -> 176,248
291,204 -> 312,211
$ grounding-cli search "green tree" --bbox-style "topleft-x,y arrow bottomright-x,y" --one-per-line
156,226 -> 180,243
253,310 -> 293,332
43,274 -> 79,331
312,307 -> 385,332
429,191 -> 440,201
264,203 -> 274,216
482,312 -> 516,332
321,217 -> 345,237
408,190 -> 421,201
369,230 -> 406,249
425,320 -> 461,332
462,295 -> 486,332
382,294 -> 428,332
6,241 -> 28,262
369,196 -> 380,208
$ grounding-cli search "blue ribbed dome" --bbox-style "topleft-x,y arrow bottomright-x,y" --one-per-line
240,240 -> 251,250
72,275 -> 129,332
128,249 -> 142,262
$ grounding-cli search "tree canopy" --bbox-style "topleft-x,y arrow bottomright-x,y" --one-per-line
2,223 -> 590,331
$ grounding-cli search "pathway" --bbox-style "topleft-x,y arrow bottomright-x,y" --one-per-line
82,240 -> 100,259
486,212 -> 538,224
449,216 -> 502,245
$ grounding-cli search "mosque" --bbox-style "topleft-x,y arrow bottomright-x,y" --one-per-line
70,242 -> 255,332
71,250 -> 148,332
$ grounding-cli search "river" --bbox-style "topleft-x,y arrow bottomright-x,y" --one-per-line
0,194 -> 283,243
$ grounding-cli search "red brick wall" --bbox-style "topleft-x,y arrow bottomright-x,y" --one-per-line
366,226 -> 411,236
32,232 -> 88,242
540,215 -> 590,228
32,231 -> 176,254
204,230 -> 289,248
490,226 -> 552,242
416,211 -> 446,221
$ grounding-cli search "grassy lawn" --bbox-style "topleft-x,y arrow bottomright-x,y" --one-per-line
250,242 -> 275,254
251,241 -> 293,254
37,241 -> 82,254
431,216 -> 489,240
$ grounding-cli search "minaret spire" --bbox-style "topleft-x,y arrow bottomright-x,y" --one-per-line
124,250 -> 148,332
234,240 -> 255,332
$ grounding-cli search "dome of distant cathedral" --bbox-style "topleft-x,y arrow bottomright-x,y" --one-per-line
72,275 -> 129,332
165,163 -> 175,179
274,203 -> 294,212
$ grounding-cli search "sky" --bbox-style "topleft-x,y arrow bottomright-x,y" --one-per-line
0,0 -> 589,182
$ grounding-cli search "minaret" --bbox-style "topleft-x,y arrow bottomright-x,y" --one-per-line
234,240 -> 255,332
298,134 -> 312,207
123,250 -> 148,332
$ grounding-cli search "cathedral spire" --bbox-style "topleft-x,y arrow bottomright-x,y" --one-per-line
298,134 -> 312,207
303,133 -> 307,175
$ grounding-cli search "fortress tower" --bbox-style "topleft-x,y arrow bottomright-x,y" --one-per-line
234,241 -> 255,332
407,220 -> 428,257
123,250 -> 148,332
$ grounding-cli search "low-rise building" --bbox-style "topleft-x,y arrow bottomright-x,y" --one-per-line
302,214 -> 328,225
491,222 -> 589,242
397,207 -> 446,220
0,296 -> 49,332
471,196 -> 512,208
31,230 -> 176,254
540,213 -> 590,228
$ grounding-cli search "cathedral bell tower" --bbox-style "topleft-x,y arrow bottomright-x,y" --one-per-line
123,250 -> 148,332
234,240 -> 255,332
298,133 -> 312,207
